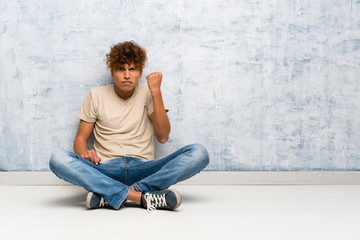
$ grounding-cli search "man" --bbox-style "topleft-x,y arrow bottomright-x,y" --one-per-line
49,41 -> 209,212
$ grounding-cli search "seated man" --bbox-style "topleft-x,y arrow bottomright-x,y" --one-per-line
49,41 -> 209,212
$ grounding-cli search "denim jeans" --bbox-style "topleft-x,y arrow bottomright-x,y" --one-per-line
49,143 -> 209,209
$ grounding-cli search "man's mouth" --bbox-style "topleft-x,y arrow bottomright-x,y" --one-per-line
122,81 -> 132,85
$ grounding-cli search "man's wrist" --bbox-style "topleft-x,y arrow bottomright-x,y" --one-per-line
150,88 -> 162,97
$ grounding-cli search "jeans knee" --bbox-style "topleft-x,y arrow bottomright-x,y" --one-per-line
49,149 -> 71,173
189,143 -> 210,169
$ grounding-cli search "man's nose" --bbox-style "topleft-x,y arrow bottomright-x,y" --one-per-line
124,70 -> 130,79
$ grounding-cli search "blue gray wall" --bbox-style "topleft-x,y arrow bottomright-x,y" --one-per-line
1,0 -> 360,171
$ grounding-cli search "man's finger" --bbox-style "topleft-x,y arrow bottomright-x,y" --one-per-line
90,152 -> 99,165
91,152 -> 97,163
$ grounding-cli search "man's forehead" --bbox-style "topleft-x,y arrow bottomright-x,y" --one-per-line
118,62 -> 137,68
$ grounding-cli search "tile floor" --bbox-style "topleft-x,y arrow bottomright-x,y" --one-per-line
0,185 -> 360,240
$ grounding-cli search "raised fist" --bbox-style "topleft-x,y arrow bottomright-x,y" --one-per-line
146,72 -> 163,93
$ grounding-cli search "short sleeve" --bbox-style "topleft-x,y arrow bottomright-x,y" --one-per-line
146,89 -> 154,116
77,90 -> 97,122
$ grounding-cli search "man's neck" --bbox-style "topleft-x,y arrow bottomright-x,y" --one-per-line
114,85 -> 136,101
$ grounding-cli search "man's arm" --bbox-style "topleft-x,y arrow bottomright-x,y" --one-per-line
147,72 -> 170,144
73,120 -> 102,165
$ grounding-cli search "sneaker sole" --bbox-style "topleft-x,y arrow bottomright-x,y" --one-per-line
169,189 -> 182,210
85,192 -> 94,209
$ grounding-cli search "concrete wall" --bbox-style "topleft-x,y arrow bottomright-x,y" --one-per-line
0,0 -> 359,171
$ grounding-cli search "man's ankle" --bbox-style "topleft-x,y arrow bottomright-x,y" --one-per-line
126,186 -> 142,205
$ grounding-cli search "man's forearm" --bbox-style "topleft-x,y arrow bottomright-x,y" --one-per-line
151,89 -> 170,143
73,137 -> 89,156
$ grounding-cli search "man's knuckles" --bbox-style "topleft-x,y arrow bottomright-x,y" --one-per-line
147,72 -> 162,79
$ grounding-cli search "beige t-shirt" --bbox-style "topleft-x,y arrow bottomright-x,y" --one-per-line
78,83 -> 155,161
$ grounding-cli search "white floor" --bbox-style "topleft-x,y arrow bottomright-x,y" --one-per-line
0,185 -> 360,240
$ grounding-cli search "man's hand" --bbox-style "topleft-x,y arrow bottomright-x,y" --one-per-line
146,72 -> 162,93
81,149 -> 101,165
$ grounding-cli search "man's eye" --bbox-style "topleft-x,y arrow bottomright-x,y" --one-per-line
130,68 -> 136,71
118,68 -> 124,71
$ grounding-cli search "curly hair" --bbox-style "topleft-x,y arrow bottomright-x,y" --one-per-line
106,41 -> 147,72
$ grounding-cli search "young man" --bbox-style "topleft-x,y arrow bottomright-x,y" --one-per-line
49,41 -> 209,212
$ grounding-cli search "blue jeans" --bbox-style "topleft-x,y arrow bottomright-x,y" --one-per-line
49,143 -> 209,209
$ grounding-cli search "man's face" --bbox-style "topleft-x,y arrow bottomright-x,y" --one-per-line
112,63 -> 142,98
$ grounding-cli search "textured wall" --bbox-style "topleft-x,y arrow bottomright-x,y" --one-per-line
0,0 -> 359,171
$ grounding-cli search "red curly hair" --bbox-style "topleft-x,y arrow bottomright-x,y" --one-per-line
106,41 -> 147,72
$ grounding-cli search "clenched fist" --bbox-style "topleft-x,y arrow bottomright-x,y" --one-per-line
146,72 -> 162,93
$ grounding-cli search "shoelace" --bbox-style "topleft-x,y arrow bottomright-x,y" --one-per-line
144,193 -> 167,213
99,198 -> 109,208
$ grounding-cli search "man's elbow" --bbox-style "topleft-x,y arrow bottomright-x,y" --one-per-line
157,135 -> 169,144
